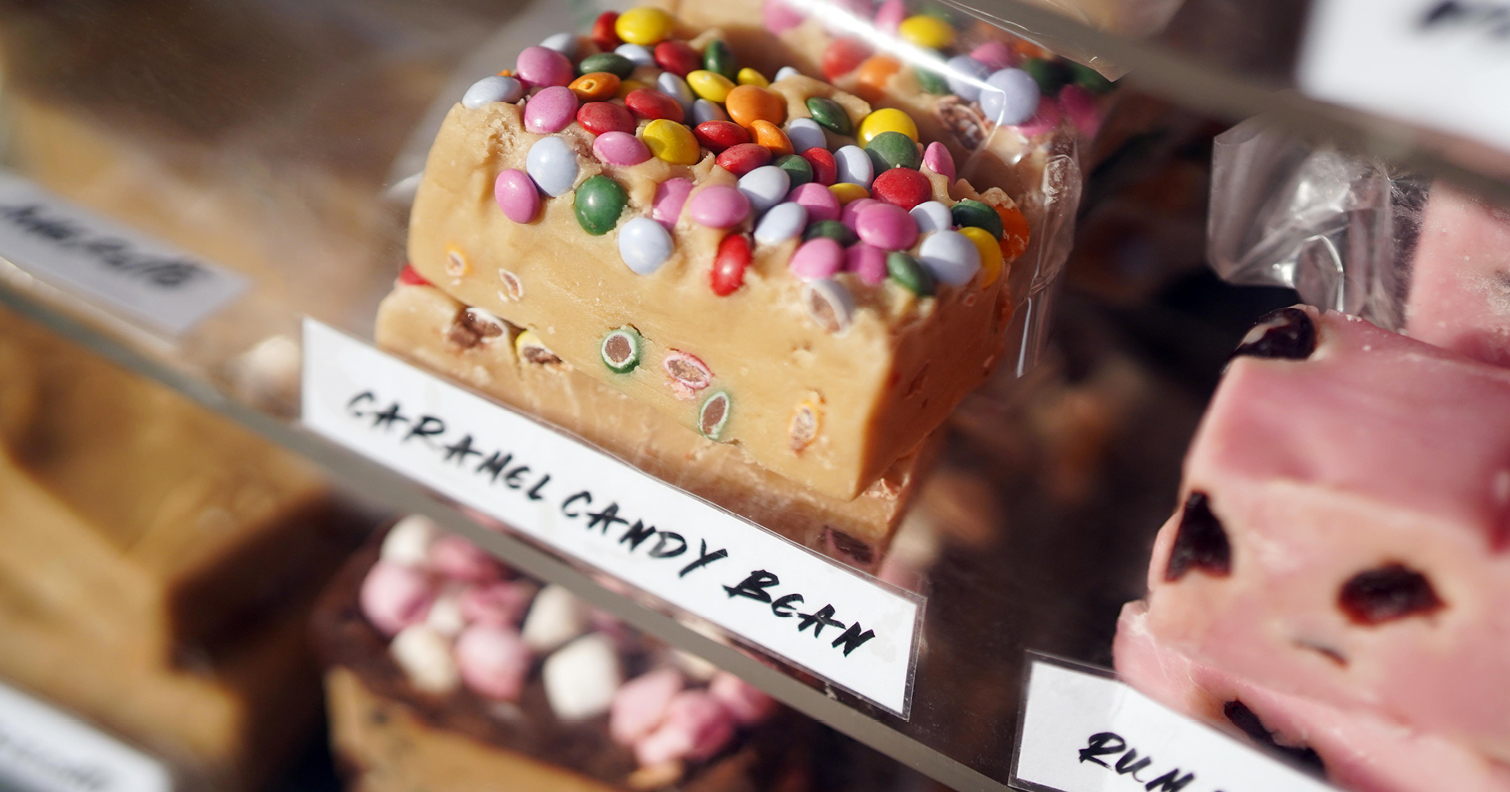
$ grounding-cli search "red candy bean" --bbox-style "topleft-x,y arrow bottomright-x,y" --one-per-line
822,37 -> 871,81
715,143 -> 773,177
624,88 -> 685,123
398,264 -> 429,286
693,120 -> 751,153
871,167 -> 933,210
577,101 -> 637,136
800,147 -> 838,186
654,40 -> 701,76
711,233 -> 752,296
591,11 -> 620,51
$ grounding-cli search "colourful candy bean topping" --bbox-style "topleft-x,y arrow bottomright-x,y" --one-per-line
615,7 -> 674,46
516,46 -> 574,88
871,167 -> 932,210
804,96 -> 853,136
592,131 -> 651,166
803,279 -> 855,334
699,391 -> 732,441
625,88 -> 686,123
642,118 -> 700,165
789,237 -> 845,281
577,101 -> 637,136
854,202 -> 919,250
922,141 -> 955,180
619,216 -> 675,275
524,85 -> 578,133
687,185 -> 751,229
494,169 -> 539,223
886,251 -> 934,296
600,326 -> 644,373
711,233 -> 752,296
663,351 -> 712,400
654,40 -> 701,76
716,143 -> 773,177
574,175 -> 628,235
569,72 -> 620,102
694,120 -> 750,153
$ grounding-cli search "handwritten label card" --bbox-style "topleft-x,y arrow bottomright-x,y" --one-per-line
1300,0 -> 1510,152
1012,657 -> 1336,792
301,319 -> 922,715
0,682 -> 170,792
0,173 -> 247,335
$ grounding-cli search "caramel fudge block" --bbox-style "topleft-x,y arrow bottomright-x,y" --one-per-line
376,279 -> 925,560
409,28 -> 1023,501
0,553 -> 322,792
0,307 -> 342,664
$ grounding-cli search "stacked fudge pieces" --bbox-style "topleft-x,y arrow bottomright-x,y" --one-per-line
385,4 -> 1098,563
316,516 -> 830,792
1115,304 -> 1510,792
0,307 -> 353,790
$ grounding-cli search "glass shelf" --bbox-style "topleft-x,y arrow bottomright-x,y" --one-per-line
0,0 -> 1403,789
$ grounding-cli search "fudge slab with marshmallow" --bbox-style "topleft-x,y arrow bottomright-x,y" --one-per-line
1116,306 -> 1510,790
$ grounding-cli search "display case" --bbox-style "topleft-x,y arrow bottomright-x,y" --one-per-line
0,1 -> 1503,791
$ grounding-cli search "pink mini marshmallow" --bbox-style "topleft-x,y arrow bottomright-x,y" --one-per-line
709,672 -> 778,724
455,623 -> 532,701
763,0 -> 805,33
634,690 -> 736,766
428,534 -> 505,582
360,561 -> 436,636
459,580 -> 537,625
873,0 -> 906,34
610,667 -> 686,745
1057,85 -> 1102,140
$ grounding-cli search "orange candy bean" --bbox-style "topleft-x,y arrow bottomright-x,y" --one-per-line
750,120 -> 794,156
724,85 -> 786,129
995,203 -> 1031,261
569,72 -> 621,101
854,55 -> 901,102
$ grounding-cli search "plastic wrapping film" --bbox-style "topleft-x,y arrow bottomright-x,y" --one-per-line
1209,117 -> 1510,367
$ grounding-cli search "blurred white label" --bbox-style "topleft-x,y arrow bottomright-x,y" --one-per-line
1013,658 -> 1335,792
301,319 -> 922,715
0,682 -> 171,792
0,173 -> 247,335
1300,0 -> 1510,152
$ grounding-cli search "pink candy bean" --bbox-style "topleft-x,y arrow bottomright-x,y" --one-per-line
922,142 -> 955,182
455,623 -> 532,701
841,197 -> 879,231
874,0 -> 906,34
845,242 -> 888,285
523,85 -> 578,133
971,40 -> 1017,71
1014,98 -> 1063,138
788,182 -> 841,222
495,169 -> 539,223
516,45 -> 574,88
651,177 -> 694,229
610,667 -> 686,745
1058,85 -> 1103,139
360,561 -> 436,636
855,203 -> 918,251
789,238 -> 844,281
593,131 -> 652,166
763,0 -> 806,33
709,672 -> 779,724
687,185 -> 752,229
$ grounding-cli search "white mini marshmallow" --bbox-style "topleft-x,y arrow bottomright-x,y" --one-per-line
390,624 -> 459,693
521,584 -> 591,652
543,633 -> 623,720
425,590 -> 467,637
381,514 -> 440,567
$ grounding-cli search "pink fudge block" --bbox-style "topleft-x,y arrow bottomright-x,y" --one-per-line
1119,305 -> 1510,785
1406,186 -> 1510,367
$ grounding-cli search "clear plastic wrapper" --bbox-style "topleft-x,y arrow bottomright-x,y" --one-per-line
1208,117 -> 1510,367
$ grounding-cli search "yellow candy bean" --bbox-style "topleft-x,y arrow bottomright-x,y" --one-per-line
616,79 -> 645,100
829,183 -> 870,205
641,119 -> 701,165
898,15 -> 956,49
686,70 -> 735,103
857,108 -> 919,146
736,67 -> 770,87
615,7 -> 675,46
959,226 -> 1004,286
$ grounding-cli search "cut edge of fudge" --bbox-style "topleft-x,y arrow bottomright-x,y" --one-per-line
375,277 -> 932,562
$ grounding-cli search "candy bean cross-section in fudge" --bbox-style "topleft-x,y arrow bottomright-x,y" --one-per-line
408,11 -> 1025,500
1116,305 -> 1510,785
